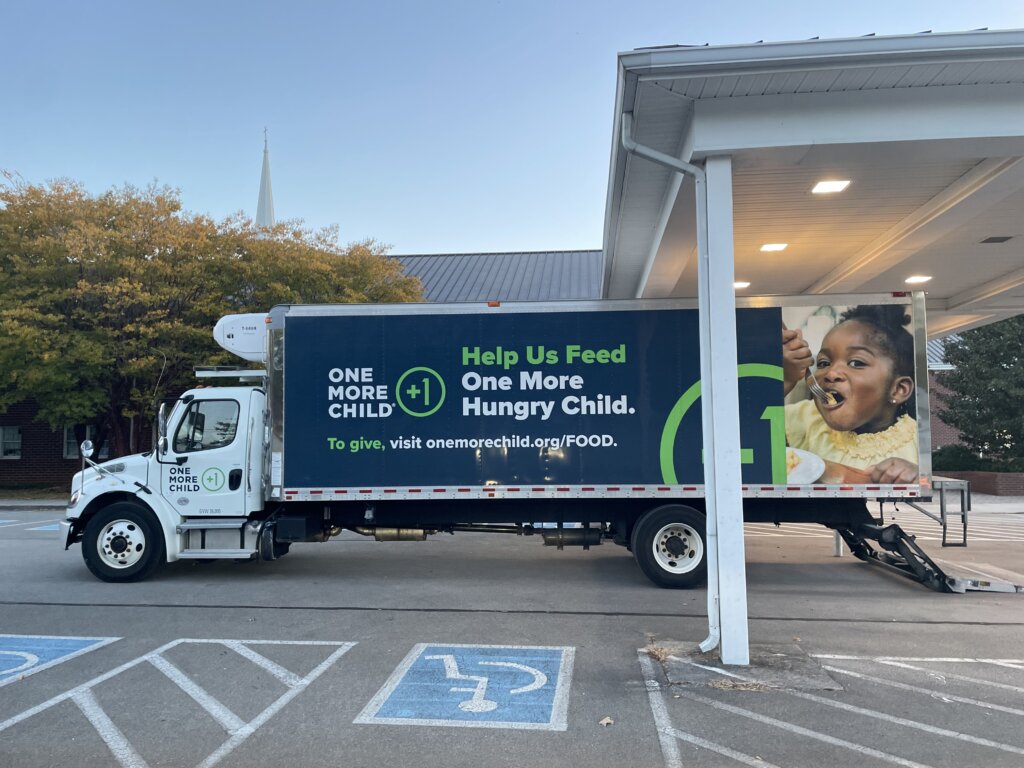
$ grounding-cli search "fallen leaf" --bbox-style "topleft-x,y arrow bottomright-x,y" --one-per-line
599,716 -> 614,727
646,645 -> 671,662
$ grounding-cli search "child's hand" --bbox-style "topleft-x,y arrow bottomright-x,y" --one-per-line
782,328 -> 814,395
868,458 -> 919,484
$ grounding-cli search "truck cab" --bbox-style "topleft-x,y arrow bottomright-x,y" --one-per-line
62,384 -> 267,582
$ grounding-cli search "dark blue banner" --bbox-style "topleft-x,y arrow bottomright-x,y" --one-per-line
282,306 -> 784,487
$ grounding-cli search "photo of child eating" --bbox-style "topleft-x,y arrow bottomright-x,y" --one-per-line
782,304 -> 919,485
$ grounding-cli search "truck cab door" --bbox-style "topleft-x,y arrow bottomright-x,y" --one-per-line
163,396 -> 247,516
244,390 -> 266,515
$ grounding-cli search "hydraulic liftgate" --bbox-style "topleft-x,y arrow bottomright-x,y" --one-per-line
834,482 -> 1021,594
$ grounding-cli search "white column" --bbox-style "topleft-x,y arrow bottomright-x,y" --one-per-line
699,155 -> 749,665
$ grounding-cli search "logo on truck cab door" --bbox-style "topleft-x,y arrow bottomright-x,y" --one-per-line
166,466 -> 201,493
201,468 -> 226,492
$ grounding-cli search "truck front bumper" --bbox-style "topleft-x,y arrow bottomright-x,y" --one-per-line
59,520 -> 76,550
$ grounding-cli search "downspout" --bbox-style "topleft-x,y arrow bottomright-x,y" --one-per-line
620,113 -> 721,654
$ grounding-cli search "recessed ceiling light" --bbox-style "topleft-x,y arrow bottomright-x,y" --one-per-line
905,275 -> 932,284
759,243 -> 787,252
734,281 -> 751,289
812,180 -> 851,194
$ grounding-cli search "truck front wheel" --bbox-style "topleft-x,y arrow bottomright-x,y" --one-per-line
82,502 -> 165,583
631,505 -> 707,588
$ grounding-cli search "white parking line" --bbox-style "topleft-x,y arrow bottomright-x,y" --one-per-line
744,516 -> 1024,543
666,724 -> 786,768
147,654 -> 247,733
673,689 -> 937,768
934,561 -> 1024,583
786,687 -> 1024,757
638,651 -> 788,768
197,644 -> 354,768
644,653 -> 1024,768
821,665 -> 1024,717
636,652 -> 682,768
676,659 -> 1024,757
0,638 -> 355,768
988,661 -> 1024,671
0,518 -> 62,529
222,640 -> 303,687
878,659 -> 1024,694
813,655 -> 1024,663
72,688 -> 150,768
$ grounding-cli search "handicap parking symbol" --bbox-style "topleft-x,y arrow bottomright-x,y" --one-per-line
355,643 -> 574,730
0,635 -> 119,687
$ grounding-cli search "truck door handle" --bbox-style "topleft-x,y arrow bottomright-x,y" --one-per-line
229,469 -> 243,491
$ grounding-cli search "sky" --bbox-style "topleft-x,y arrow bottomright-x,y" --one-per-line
4,1 -> 1023,255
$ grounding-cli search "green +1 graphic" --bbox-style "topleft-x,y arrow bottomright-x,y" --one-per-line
201,468 -> 226,492
396,367 -> 446,417
659,364 -> 787,485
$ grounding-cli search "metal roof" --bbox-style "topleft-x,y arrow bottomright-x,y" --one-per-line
604,29 -> 1024,339
396,250 -> 603,303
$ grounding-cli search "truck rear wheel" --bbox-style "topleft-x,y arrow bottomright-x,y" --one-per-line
631,505 -> 706,588
82,502 -> 165,583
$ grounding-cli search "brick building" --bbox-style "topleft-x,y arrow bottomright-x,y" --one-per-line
0,401 -> 117,488
926,338 -> 962,451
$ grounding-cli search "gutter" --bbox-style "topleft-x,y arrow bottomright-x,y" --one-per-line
620,112 -> 721,655
618,29 -> 1024,80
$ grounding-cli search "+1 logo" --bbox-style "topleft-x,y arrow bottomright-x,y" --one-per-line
201,468 -> 226,492
396,367 -> 446,417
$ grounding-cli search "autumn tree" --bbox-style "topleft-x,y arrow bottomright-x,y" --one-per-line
0,176 -> 421,457
937,316 -> 1024,469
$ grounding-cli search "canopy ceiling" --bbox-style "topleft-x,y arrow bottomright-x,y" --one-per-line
602,30 -> 1024,337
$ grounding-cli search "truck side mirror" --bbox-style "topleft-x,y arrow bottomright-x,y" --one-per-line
158,436 -> 168,456
80,440 -> 95,460
158,402 -> 169,439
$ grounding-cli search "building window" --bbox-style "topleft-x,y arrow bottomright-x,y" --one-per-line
63,426 -> 109,460
1,427 -> 22,459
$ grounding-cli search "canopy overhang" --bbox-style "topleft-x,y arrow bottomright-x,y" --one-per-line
603,30 -> 1024,337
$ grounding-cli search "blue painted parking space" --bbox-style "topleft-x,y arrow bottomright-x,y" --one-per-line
355,643 -> 574,730
0,635 -> 120,687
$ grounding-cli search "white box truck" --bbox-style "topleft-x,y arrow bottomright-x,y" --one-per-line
62,293 -> 949,589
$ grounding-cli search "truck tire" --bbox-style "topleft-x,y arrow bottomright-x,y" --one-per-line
631,505 -> 707,588
82,502 -> 165,583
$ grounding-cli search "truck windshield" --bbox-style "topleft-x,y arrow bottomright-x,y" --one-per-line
173,400 -> 240,453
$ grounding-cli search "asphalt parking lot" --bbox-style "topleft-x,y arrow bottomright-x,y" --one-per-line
1,498 -> 1022,768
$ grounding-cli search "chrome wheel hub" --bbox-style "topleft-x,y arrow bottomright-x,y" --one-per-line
651,522 -> 703,574
96,519 -> 146,569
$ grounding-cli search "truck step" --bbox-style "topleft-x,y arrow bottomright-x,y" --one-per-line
178,548 -> 256,560
177,518 -> 249,531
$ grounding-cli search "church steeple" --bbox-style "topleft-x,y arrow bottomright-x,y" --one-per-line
256,129 -> 275,227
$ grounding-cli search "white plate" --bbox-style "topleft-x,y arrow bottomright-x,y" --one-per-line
786,448 -> 825,484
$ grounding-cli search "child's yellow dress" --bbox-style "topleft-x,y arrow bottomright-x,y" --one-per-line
784,399 -> 918,469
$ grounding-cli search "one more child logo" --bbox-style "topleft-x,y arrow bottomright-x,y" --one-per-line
201,468 -> 226,492
396,367 -> 446,417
